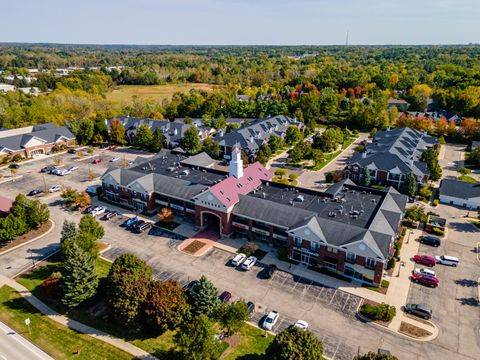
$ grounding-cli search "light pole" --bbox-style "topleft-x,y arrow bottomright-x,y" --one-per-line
28,248 -> 35,269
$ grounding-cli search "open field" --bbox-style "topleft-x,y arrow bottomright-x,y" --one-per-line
106,83 -> 222,103
0,285 -> 133,360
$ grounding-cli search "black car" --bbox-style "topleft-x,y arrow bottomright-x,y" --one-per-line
102,211 -> 118,220
419,236 -> 441,247
404,303 -> 432,320
27,189 -> 43,196
246,301 -> 255,314
263,264 -> 278,279
83,206 -> 94,214
9,163 -> 20,169
67,148 -> 77,154
41,165 -> 56,173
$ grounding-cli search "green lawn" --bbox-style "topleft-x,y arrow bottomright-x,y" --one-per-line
469,220 -> 480,229
458,175 -> 479,183
0,285 -> 133,360
223,323 -> 273,360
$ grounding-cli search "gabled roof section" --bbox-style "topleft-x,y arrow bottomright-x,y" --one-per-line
210,162 -> 272,207
323,178 -> 356,196
288,216 -> 326,240
440,179 -> 480,200
180,152 -> 214,168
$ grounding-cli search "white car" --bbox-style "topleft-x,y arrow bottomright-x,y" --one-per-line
293,320 -> 309,330
51,168 -> 62,175
90,206 -> 107,216
413,268 -> 436,277
59,169 -> 72,176
435,255 -> 459,267
231,253 -> 247,266
262,311 -> 279,331
241,256 -> 257,271
110,157 -> 120,162
49,184 -> 61,193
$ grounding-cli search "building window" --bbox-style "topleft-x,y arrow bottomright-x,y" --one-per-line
310,242 -> 320,253
346,252 -> 356,263
141,193 -> 148,201
294,236 -> 302,247
365,257 -> 376,269
113,185 -> 118,192
327,246 -> 338,254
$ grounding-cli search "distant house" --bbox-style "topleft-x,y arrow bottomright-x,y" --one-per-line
344,127 -> 438,187
387,98 -> 409,112
0,123 -> 76,159
400,111 -> 462,125
439,179 -> 480,210
0,195 -> 12,218
107,116 -> 213,149
215,115 -> 304,160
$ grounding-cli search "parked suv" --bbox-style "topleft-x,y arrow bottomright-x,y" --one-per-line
413,255 -> 436,267
412,273 -> 439,288
418,236 -> 441,247
263,264 -> 278,279
404,303 -> 432,320
435,255 -> 459,267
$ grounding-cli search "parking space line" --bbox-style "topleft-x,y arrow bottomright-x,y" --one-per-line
341,293 -> 351,312
331,340 -> 342,360
328,289 -> 338,305
315,285 -> 326,301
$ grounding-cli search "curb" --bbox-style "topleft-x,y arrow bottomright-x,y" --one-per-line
0,175 -> 24,184
357,313 -> 438,342
0,219 -> 55,257
12,249 -> 60,279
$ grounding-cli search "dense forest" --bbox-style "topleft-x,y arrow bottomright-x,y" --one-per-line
0,44 -> 479,141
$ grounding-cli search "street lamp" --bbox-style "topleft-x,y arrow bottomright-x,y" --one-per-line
28,248 -> 35,269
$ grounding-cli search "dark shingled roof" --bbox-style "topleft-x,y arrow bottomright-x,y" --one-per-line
440,179 -> 480,200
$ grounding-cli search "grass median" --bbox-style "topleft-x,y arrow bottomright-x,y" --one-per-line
0,285 -> 133,360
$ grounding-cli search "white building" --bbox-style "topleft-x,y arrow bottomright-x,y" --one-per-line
439,179 -> 480,209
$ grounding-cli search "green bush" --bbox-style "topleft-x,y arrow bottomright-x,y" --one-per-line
325,172 -> 335,183
394,241 -> 402,258
433,199 -> 439,206
239,242 -> 259,257
381,280 -> 390,289
277,247 -> 289,261
431,227 -> 444,236
360,303 -> 396,322
87,148 -> 94,154
387,257 -> 396,270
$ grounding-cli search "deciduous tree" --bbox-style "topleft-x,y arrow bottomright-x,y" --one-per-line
109,118 -> 127,145
133,124 -> 153,149
360,166 -> 371,187
182,126 -> 202,155
265,326 -> 323,360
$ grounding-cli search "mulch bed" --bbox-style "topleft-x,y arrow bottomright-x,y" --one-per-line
183,240 -> 207,254
0,220 -> 53,253
154,221 -> 180,230
399,321 -> 432,338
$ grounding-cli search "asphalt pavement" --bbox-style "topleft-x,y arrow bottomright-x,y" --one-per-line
0,321 -> 53,360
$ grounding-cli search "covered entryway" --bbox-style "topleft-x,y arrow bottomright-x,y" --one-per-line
201,211 -> 222,238
29,149 -> 44,157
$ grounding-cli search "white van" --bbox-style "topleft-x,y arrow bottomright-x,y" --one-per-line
435,255 -> 459,267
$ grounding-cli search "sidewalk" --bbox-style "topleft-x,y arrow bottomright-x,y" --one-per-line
0,275 -> 157,360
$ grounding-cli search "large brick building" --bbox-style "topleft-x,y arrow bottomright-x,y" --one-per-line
344,127 -> 438,187
0,123 -> 75,159
101,147 -> 407,287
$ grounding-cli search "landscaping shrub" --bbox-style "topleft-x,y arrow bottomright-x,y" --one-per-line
325,172 -> 335,183
387,257 -> 396,270
381,280 -> 390,289
431,227 -> 444,236
394,241 -> 402,258
239,242 -> 259,257
277,247 -> 289,261
433,199 -> 439,207
360,303 -> 396,322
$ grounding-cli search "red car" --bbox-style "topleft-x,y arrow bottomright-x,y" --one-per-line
92,158 -> 102,164
108,145 -> 118,150
412,273 -> 439,288
413,255 -> 436,267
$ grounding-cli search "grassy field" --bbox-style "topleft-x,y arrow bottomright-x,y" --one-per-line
223,323 -> 273,360
0,285 -> 134,360
106,83 -> 221,103
458,175 -> 479,183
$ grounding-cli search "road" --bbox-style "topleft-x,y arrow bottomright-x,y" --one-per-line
0,321 -> 53,360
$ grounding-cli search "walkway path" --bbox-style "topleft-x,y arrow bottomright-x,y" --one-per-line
0,275 -> 157,360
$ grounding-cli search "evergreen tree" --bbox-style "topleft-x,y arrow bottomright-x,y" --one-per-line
151,127 -> 165,152
401,173 -> 417,197
61,242 -> 98,308
360,166 -> 371,187
182,126 -> 202,155
428,161 -> 442,181
60,220 -> 78,256
133,124 -> 154,149
256,144 -> 272,165
190,275 -> 220,317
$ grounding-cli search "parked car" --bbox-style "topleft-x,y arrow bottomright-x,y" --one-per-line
67,148 -> 77,154
185,280 -> 199,293
412,273 -> 439,288
50,168 -> 62,175
262,311 -> 279,331
135,221 -> 152,233
110,157 -> 121,162
59,169 -> 72,176
418,236 -> 441,247
246,301 -> 255,314
9,163 -> 20,169
413,268 -> 436,277
108,145 -> 118,150
413,255 -> 436,267
263,264 -> 278,279
103,210 -> 118,220
84,205 -> 94,214
435,255 -> 459,267
41,165 -> 56,173
90,206 -> 107,216
241,256 -> 257,271
92,158 -> 102,164
293,320 -> 309,331
67,166 -> 79,172
123,217 -> 139,228
27,189 -> 42,196
219,291 -> 232,303
49,184 -> 61,193
404,303 -> 432,320
231,253 -> 247,266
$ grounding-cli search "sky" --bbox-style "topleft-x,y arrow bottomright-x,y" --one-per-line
1,0 -> 479,45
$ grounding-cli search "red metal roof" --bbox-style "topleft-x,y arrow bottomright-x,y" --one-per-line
209,162 -> 272,207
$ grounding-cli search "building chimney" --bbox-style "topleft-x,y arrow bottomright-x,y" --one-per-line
229,145 -> 243,179
362,151 -> 367,159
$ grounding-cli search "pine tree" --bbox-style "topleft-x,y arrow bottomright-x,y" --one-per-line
61,242 -> 98,308
151,127 -> 165,152
60,220 -> 78,257
401,173 -> 417,197
190,275 -> 220,316
360,166 -> 371,187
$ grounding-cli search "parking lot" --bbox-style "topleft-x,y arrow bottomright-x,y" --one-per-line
406,205 -> 480,359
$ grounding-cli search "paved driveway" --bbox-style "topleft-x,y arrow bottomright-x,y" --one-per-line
439,143 -> 465,179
